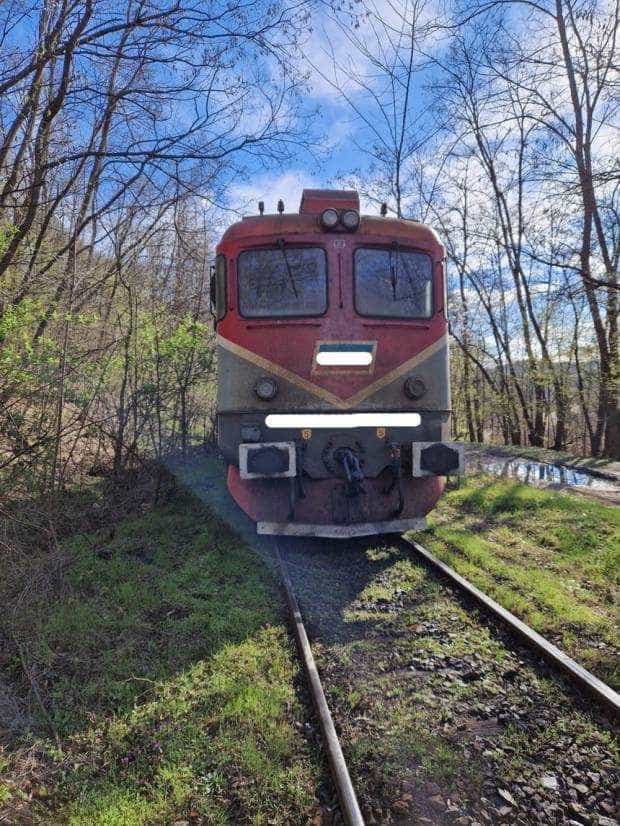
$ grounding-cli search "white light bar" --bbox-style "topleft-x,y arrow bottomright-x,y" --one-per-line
316,351 -> 373,366
265,413 -> 421,429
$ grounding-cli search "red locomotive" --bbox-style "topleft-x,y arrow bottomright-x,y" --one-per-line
212,189 -> 463,537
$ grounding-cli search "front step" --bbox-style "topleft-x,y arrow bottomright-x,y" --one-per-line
256,518 -> 426,538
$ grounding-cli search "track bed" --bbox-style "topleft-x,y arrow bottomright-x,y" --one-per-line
279,536 -> 619,825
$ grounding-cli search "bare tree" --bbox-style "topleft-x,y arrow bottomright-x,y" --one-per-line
0,0 -> 315,490
451,0 -> 619,455
328,0 -> 618,456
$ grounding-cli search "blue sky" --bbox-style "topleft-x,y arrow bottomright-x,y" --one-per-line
227,0 -> 443,219
2,0 -> 445,223
224,0 -> 548,223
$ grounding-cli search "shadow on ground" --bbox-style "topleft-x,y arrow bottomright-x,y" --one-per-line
0,450 -> 326,824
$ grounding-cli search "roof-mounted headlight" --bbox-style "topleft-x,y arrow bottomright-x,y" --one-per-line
341,209 -> 360,231
320,208 -> 339,229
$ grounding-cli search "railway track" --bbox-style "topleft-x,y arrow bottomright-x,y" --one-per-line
399,536 -> 620,718
277,543 -> 365,826
277,534 -> 619,825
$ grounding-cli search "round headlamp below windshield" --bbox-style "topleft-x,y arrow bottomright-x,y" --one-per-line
254,376 -> 279,401
321,208 -> 339,229
341,209 -> 360,231
404,376 -> 426,400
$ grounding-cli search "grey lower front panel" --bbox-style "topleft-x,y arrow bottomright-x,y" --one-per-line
257,518 -> 426,538
218,411 -> 450,475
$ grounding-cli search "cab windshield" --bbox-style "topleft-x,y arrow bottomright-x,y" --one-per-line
237,245 -> 327,317
354,247 -> 433,318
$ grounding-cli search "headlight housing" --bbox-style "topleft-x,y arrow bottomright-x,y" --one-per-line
321,208 -> 339,229
341,209 -> 360,230
404,377 -> 426,400
254,376 -> 279,401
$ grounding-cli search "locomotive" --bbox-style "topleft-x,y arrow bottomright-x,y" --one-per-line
212,189 -> 463,537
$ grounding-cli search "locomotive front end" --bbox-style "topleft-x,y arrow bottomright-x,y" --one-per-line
214,189 -> 463,538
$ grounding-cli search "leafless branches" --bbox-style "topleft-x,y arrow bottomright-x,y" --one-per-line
0,0 -> 314,491
333,0 -> 618,456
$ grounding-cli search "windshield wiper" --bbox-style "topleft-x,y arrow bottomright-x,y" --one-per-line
390,243 -> 398,300
278,238 -> 299,298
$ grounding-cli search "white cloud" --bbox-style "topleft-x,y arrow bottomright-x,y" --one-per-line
302,0 -> 445,103
227,170 -> 321,219
226,169 -> 384,223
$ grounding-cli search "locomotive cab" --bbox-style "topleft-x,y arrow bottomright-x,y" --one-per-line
213,189 -> 463,538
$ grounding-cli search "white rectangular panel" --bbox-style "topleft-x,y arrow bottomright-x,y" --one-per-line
316,351 -> 373,366
265,413 -> 421,429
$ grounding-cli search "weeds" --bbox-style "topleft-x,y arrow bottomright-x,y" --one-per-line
0,476 -> 322,824
417,475 -> 619,686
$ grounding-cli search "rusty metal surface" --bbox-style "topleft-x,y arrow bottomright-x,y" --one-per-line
219,211 -> 442,247
299,189 -> 360,214
227,465 -> 444,525
276,545 -> 366,825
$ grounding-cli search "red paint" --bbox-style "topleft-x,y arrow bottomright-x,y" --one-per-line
228,465 -> 444,524
217,190 -> 449,531
299,189 -> 360,215
216,202 -> 446,404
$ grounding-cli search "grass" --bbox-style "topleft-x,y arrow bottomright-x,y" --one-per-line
0,489 -> 322,824
2,455 -> 617,821
309,538 -> 618,820
54,626 -> 314,825
413,475 -> 620,687
320,555 -> 494,801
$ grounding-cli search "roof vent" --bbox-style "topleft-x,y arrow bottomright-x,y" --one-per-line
299,189 -> 360,215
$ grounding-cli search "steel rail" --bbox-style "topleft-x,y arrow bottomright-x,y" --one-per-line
276,546 -> 365,826
400,536 -> 620,719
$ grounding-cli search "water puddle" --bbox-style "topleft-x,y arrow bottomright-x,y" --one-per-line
467,454 -> 618,492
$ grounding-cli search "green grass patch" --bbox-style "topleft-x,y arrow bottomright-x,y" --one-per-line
56,626 -> 315,825
350,558 -> 425,607
1,490 -> 321,824
414,476 -> 620,687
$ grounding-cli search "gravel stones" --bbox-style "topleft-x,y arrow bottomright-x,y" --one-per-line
497,788 -> 517,807
541,774 -> 559,791
280,538 -> 619,826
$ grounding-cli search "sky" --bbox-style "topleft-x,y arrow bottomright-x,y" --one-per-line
225,0 -> 601,227
227,0 -> 444,220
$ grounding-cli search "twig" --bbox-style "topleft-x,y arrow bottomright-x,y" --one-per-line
14,639 -> 61,750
